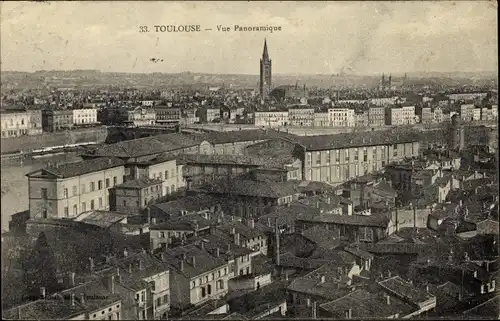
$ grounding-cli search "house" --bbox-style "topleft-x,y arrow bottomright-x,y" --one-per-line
26,157 -> 126,219
295,212 -> 394,243
2,279 -> 122,320
149,195 -> 221,223
157,244 -> 230,309
149,214 -> 212,250
215,218 -> 271,257
113,177 -> 163,214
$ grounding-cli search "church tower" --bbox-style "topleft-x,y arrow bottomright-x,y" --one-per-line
260,39 -> 272,99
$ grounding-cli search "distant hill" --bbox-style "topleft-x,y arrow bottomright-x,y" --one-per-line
1,70 -> 497,90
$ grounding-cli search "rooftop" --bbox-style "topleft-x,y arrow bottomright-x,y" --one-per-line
296,129 -> 420,151
114,177 -> 163,189
297,212 -> 391,228
197,178 -> 300,199
26,157 -> 124,179
73,211 -> 131,228
378,276 -> 436,305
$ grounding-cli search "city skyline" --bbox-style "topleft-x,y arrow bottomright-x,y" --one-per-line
1,1 -> 498,75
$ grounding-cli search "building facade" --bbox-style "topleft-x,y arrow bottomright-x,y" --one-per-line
1,110 -> 31,138
114,178 -> 163,213
121,107 -> 156,126
328,108 -> 355,127
26,158 -> 126,219
155,106 -> 182,125
368,107 -> 386,127
460,104 -> 474,122
254,111 -> 288,127
385,106 -> 416,126
288,107 -> 315,127
72,108 -> 98,125
42,109 -> 74,132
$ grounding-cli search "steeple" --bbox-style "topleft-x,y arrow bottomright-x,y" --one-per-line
262,39 -> 269,60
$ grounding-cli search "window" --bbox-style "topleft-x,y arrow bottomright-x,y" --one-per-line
163,294 -> 168,304
90,200 -> 95,210
171,185 -> 175,193
90,182 -> 95,192
201,287 -> 206,298
113,176 -> 117,186
81,184 -> 86,194
144,199 -> 147,206
217,280 -> 224,290
41,188 -> 48,199
98,180 -> 103,190
316,152 -> 321,165
64,207 -> 69,217
218,271 -> 221,277
82,202 -> 86,212
160,232 -> 165,238
158,172 -> 163,180
306,152 -> 312,165
165,170 -> 169,179
156,297 -> 161,307
141,292 -> 145,302
192,281 -> 196,289
73,205 -> 77,215
42,209 -> 48,218
363,148 -> 368,162
106,178 -> 110,188
335,150 -> 340,163
224,268 -> 227,275
207,284 -> 212,295
354,148 -> 359,161
99,197 -> 103,208
345,149 -> 349,162
325,151 -> 330,164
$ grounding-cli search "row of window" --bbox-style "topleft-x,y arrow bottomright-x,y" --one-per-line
191,268 -> 228,289
61,177 -> 119,198
63,197 -> 107,216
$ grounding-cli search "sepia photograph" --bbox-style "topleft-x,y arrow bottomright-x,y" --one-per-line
1,1 -> 498,320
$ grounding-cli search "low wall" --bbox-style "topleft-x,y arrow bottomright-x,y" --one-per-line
0,126 -> 108,154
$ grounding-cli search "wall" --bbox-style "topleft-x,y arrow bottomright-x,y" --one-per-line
1,126 -> 108,154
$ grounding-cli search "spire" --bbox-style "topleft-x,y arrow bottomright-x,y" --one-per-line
263,39 -> 269,60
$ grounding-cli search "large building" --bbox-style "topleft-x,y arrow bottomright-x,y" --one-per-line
385,106 -> 416,126
1,110 -> 42,138
328,108 -> 355,127
295,130 -> 420,184
155,105 -> 182,125
42,109 -> 74,132
368,107 -> 386,127
259,39 -> 272,99
254,110 -> 288,127
72,108 -> 98,125
26,157 -> 126,219
288,106 -> 315,127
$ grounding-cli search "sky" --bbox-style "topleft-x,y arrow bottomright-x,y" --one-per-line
1,1 -> 497,75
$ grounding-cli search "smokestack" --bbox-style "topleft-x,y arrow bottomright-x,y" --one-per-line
89,257 -> 94,273
80,293 -> 85,304
40,287 -> 46,299
109,275 -> 115,294
69,272 -> 75,287
234,232 -> 240,246
312,301 -> 317,319
275,218 -> 280,266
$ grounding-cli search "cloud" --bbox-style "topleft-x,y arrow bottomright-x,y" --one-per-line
1,1 -> 497,74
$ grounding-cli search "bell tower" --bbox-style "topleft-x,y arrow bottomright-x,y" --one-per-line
259,39 -> 272,99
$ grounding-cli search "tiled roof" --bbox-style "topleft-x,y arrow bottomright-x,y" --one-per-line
278,253 -> 329,270
191,129 -> 298,145
92,133 -> 203,158
151,195 -> 220,218
189,234 -> 253,260
2,298 -> 87,320
297,213 -> 391,228
59,279 -> 121,313
343,246 -> 374,260
319,289 -> 414,318
198,178 -> 300,198
114,177 -> 162,189
355,242 -> 429,255
215,220 -> 271,242
301,226 -> 343,250
296,129 -> 420,151
27,157 -> 124,179
378,276 -> 436,305
73,211 -> 130,228
159,244 -> 228,278
150,214 -> 211,231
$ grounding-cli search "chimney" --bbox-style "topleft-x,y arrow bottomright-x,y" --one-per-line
160,253 -> 165,261
248,218 -> 255,229
123,248 -> 128,257
147,207 -> 151,224
306,298 -> 311,307
89,257 -> 95,273
312,301 -> 317,319
80,293 -> 85,304
215,247 -> 220,258
40,287 -> 46,299
151,217 -> 157,225
387,270 -> 391,278
69,272 -> 75,287
179,260 -> 184,272
182,253 -> 187,261
71,293 -> 76,306
275,218 -> 280,266
320,275 -> 326,284
267,218 -> 271,228
17,307 -> 21,319
285,272 -> 289,281
231,227 -> 236,235
200,242 -> 205,250
108,275 -> 115,294
234,232 -> 240,246
345,309 -> 352,319
386,294 -> 391,305
128,263 -> 132,274
191,256 -> 196,267
426,284 -> 430,293
464,252 -> 469,261
139,260 -> 143,270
